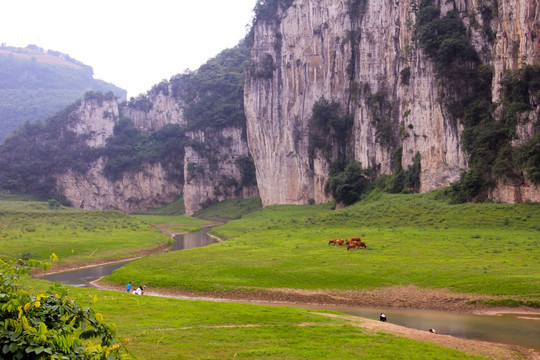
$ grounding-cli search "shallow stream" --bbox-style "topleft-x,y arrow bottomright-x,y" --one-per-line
40,228 -> 540,352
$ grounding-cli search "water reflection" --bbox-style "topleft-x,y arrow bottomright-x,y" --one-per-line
41,262 -> 127,288
170,227 -> 218,251
41,227 -> 218,287
38,228 -> 540,353
317,306 -> 540,352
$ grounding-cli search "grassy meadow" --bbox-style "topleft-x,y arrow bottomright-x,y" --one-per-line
0,200 -> 175,267
22,278 -> 491,360
105,191 -> 540,298
2,191 -> 539,359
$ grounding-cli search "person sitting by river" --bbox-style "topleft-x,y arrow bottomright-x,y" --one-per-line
133,286 -> 144,295
429,328 -> 437,334
379,313 -> 387,322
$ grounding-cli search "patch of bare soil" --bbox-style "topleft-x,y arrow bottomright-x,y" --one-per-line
93,281 -> 540,360
319,313 -> 540,360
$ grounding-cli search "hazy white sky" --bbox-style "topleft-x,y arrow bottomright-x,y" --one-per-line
0,0 -> 256,97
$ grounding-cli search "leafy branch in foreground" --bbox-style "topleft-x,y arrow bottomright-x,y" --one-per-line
0,258 -> 132,359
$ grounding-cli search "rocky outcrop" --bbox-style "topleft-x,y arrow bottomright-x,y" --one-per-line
121,89 -> 185,132
245,1 -> 350,206
56,94 -> 184,211
51,0 -> 540,209
183,127 -> 259,215
68,96 -> 119,148
245,0 -> 539,206
57,158 -> 183,211
56,83 -> 257,213
491,0 -> 540,102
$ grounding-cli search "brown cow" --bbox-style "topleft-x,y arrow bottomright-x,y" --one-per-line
347,240 -> 367,250
329,239 -> 345,246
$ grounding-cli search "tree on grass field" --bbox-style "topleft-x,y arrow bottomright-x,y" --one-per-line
0,258 -> 132,359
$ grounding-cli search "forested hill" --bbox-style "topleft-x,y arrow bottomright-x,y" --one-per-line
0,44 -> 126,142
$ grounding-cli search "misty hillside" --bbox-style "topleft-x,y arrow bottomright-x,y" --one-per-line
0,44 -> 126,142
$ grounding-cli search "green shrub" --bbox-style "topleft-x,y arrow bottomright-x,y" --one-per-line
0,259 -> 132,359
101,118 -> 185,180
327,161 -> 370,205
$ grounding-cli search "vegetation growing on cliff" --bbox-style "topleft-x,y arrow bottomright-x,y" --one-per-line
171,43 -> 249,131
0,100 -> 93,202
415,0 -> 540,201
100,118 -> 185,181
309,97 -> 353,162
252,0 -> 294,24
0,99 -> 185,198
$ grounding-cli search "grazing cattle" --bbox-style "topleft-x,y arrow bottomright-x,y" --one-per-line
347,240 -> 367,250
329,239 -> 345,246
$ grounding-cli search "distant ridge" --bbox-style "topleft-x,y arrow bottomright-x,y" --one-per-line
0,44 -> 126,142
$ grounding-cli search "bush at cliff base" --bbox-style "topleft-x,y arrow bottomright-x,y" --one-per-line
0,258 -> 132,359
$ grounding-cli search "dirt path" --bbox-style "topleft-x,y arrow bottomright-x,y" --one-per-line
39,222 -> 540,360
92,280 -> 540,360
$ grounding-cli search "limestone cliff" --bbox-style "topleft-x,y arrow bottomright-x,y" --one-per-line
57,158 -> 183,211
57,94 -> 184,212
183,127 -> 259,215
120,85 -> 185,132
245,0 -> 540,206
56,77 -> 257,213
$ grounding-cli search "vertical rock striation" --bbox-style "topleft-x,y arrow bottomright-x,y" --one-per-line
245,0 -> 540,205
183,127 -> 259,215
57,79 -> 257,213
57,93 -> 184,211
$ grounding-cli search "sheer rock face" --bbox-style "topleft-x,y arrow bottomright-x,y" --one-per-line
68,98 -> 119,148
183,127 -> 259,215
491,0 -> 540,102
57,158 -> 183,212
55,0 -> 540,208
245,0 -> 540,206
58,95 -> 184,212
120,91 -> 185,132
57,86 -> 257,212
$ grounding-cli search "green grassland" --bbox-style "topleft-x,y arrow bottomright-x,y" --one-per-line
22,278 -> 489,360
0,200 -> 172,266
2,192 -> 539,359
105,191 -> 540,298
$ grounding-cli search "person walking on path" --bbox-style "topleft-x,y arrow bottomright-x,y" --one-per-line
126,282 -> 132,293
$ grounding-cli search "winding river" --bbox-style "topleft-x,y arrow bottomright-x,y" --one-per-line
40,227 -> 540,353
